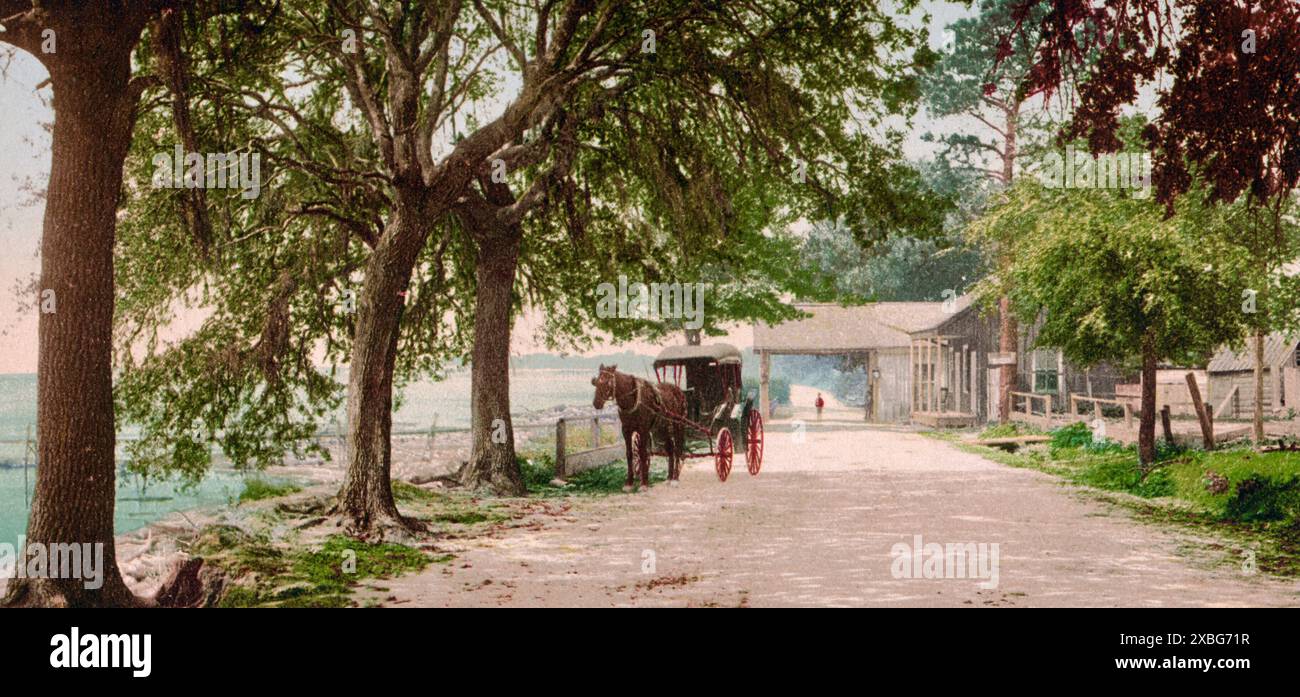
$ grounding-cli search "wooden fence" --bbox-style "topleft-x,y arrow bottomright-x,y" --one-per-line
554,415 -> 622,479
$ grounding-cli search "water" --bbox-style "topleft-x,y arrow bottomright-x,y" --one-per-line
0,367 -> 617,542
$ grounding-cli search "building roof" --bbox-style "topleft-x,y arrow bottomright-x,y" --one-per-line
654,343 -> 743,366
1207,333 -> 1298,373
752,295 -> 975,353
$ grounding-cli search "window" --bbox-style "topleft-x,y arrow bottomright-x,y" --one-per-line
1034,370 -> 1059,393
1031,348 -> 1060,394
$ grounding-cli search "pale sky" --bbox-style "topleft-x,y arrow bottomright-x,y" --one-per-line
0,2 -> 977,373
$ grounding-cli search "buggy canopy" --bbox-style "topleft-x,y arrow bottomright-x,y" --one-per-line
654,343 -> 743,367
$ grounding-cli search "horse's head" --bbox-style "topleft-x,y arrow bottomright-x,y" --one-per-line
591,364 -> 618,409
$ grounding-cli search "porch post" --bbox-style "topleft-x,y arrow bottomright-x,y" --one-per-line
759,350 -> 771,419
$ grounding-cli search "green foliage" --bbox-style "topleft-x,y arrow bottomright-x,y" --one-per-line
1073,458 -> 1175,498
194,528 -> 437,608
237,478 -> 301,504
1049,422 -> 1124,455
1168,449 -> 1300,523
971,179 -> 1254,372
518,454 -> 667,497
978,422 -> 1042,439
113,0 -> 950,488
742,376 -> 790,406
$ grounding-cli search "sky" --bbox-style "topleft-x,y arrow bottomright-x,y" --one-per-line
0,2 -> 979,374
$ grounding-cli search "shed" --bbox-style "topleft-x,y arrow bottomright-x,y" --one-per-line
1206,333 -> 1300,418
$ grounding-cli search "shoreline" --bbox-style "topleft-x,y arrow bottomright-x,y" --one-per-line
1,403 -> 607,600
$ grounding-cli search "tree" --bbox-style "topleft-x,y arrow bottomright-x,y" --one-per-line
1013,0 -> 1300,436
973,180 -> 1252,465
923,0 -> 1055,423
0,0 -> 234,607
801,159 -> 986,302
112,0 -> 943,511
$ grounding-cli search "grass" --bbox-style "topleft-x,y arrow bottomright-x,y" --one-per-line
930,422 -> 1300,577
237,478 -> 302,504
518,452 -> 668,496
389,480 -> 512,528
193,526 -> 445,608
977,422 -> 1045,440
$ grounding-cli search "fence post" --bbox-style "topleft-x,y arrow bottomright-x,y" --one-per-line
1123,403 -> 1132,429
1093,401 -> 1102,421
591,417 -> 600,450
555,418 -> 567,479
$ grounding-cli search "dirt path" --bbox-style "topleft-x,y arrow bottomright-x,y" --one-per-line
372,400 -> 1300,608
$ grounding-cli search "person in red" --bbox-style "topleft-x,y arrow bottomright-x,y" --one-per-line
815,392 -> 825,420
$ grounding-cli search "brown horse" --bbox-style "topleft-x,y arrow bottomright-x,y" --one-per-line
591,364 -> 686,491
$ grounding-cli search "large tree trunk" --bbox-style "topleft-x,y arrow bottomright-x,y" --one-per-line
1253,329 -> 1265,442
460,231 -> 526,495
1138,331 -> 1158,467
3,14 -> 147,607
335,210 -> 429,538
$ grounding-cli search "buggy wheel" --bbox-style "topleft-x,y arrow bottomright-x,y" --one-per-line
714,428 -> 733,482
631,431 -> 649,483
746,410 -> 764,475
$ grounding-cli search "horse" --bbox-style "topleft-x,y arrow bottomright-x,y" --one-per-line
591,364 -> 686,491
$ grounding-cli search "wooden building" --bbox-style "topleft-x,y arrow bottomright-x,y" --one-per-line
753,295 -> 999,425
1206,333 -> 1300,418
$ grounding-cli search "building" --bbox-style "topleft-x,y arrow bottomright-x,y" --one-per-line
1206,333 -> 1300,418
753,295 -> 999,425
753,297 -> 1132,426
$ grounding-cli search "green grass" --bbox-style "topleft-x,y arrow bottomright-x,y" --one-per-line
237,478 -> 302,504
978,422 -> 1045,439
194,527 -> 444,608
1165,449 -> 1300,522
518,453 -> 668,496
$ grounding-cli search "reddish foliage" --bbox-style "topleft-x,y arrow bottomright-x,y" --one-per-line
1011,0 -> 1300,210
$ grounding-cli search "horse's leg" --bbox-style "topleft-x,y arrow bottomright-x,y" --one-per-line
666,435 -> 679,487
672,426 -> 685,485
622,426 -> 635,493
642,429 -> 653,488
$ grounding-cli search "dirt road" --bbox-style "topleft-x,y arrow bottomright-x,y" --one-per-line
372,395 -> 1300,607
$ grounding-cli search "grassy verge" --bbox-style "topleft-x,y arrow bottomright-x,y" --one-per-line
237,478 -> 302,504
190,479 -> 521,607
516,451 -> 668,497
193,526 -> 449,608
926,422 -> 1300,577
